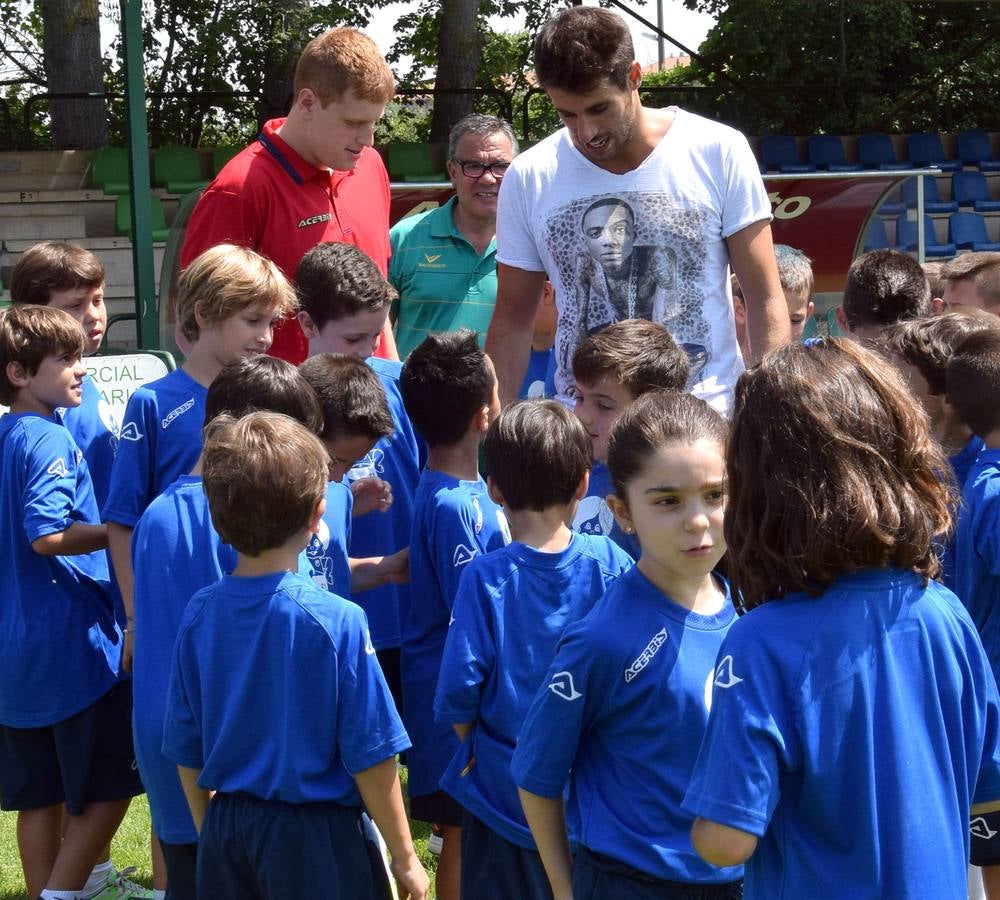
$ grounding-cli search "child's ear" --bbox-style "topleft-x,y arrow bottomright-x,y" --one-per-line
475,403 -> 491,434
308,497 -> 327,535
932,296 -> 947,314
574,469 -> 591,501
486,475 -> 505,508
606,493 -> 634,535
834,306 -> 850,335
5,360 -> 28,388
193,300 -> 212,331
298,310 -> 319,338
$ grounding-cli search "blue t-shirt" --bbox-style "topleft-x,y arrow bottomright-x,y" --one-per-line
571,462 -> 639,558
57,374 -> 119,507
435,533 -> 633,848
163,570 -> 410,805
0,412 -> 121,727
347,357 -> 425,650
941,435 -> 985,589
518,348 -> 554,400
683,569 -> 1000,900
512,566 -> 740,883
103,368 -> 208,527
956,448 -> 1000,680
401,469 -> 510,798
131,474 -> 236,845
300,478 -> 353,600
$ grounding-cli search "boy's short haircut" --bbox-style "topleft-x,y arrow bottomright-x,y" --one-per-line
298,353 -> 394,441
10,241 -> 104,306
922,261 -> 945,300
484,400 -> 591,512
727,338 -> 950,611
607,390 -> 727,501
946,330 -> 1000,439
295,242 -> 397,330
401,329 -> 494,447
202,411 -> 328,557
880,310 -> 1000,396
572,319 -> 690,398
843,249 -> 931,330
941,251 -> 1000,308
534,7 -> 634,93
203,356 -> 322,434
0,305 -> 85,404
293,27 -> 394,106
774,244 -> 814,294
176,244 -> 297,343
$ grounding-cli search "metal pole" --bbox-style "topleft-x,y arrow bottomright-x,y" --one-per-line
916,175 -> 925,263
121,0 -> 158,349
657,0 -> 665,71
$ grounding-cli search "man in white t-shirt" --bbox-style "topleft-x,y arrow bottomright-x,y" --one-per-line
486,6 -> 789,411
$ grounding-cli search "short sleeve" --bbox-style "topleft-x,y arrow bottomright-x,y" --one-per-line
971,487 -> 1000,578
335,606 -> 410,774
434,561 -> 495,724
432,499 -> 484,612
511,621 -> 616,798
22,426 -> 81,542
496,164 -> 546,272
180,187 -> 262,268
102,389 -> 158,526
681,629 -> 787,837
720,131 -> 773,239
162,626 -> 205,769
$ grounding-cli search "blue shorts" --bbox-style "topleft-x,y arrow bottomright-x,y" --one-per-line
159,839 -> 197,900
0,680 -> 143,815
197,792 -> 391,900
461,808 -> 552,900
573,847 -> 743,900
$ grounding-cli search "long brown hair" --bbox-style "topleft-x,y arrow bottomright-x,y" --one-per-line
726,338 -> 951,611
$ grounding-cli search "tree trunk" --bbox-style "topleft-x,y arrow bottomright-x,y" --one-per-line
40,0 -> 107,149
429,0 -> 482,143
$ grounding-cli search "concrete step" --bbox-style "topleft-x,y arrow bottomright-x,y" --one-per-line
0,214 -> 87,241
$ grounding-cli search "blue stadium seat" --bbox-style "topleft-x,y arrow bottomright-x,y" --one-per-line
956,130 -> 1000,172
896,215 -> 955,257
862,216 -> 901,252
899,176 -> 958,213
948,212 -> 1000,252
807,134 -> 861,172
760,135 -> 815,173
906,132 -> 961,172
951,171 -> 1000,213
859,133 -> 913,170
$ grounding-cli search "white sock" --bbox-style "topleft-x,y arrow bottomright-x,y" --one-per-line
81,859 -> 114,895
153,891 -> 167,900
40,890 -> 84,900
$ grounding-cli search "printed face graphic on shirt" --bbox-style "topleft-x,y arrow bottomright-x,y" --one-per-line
582,200 -> 636,274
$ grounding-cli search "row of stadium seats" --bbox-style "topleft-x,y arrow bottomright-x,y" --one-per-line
89,146 -> 241,196
877,172 -> 1000,215
864,211 -> 1000,257
759,131 -> 1000,174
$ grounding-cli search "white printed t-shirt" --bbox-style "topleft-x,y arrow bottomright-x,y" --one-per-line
496,107 -> 771,413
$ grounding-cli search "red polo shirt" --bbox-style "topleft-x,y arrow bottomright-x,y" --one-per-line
181,118 -> 391,363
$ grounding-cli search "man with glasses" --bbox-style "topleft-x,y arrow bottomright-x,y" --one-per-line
389,114 -> 518,359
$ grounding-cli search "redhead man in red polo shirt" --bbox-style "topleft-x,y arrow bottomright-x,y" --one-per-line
181,27 -> 398,363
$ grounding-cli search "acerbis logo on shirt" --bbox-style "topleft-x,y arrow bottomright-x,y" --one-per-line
119,422 -> 143,442
47,457 -> 69,478
453,544 -> 477,567
162,398 -> 195,430
714,655 -> 743,689
624,628 -> 668,683
298,213 -> 332,228
548,671 -> 582,701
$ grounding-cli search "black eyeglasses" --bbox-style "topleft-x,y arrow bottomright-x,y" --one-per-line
452,159 -> 511,179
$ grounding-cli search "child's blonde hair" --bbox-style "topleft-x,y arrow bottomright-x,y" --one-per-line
176,244 -> 297,343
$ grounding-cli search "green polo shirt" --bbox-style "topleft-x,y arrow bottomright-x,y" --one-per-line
389,196 -> 498,359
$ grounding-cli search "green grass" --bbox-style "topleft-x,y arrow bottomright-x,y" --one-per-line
0,768 -> 436,899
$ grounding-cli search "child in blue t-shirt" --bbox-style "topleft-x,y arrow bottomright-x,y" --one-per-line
297,352 -> 410,601
435,399 -> 632,899
162,411 -> 429,900
570,319 -> 690,558
513,390 -> 740,900
297,241 -> 425,712
683,337 -> 1000,900
400,329 -> 510,900
132,355 -> 324,897
104,243 -> 297,670
880,309 -> 1000,586
518,279 -> 557,401
0,305 -> 143,900
11,241 -> 119,505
